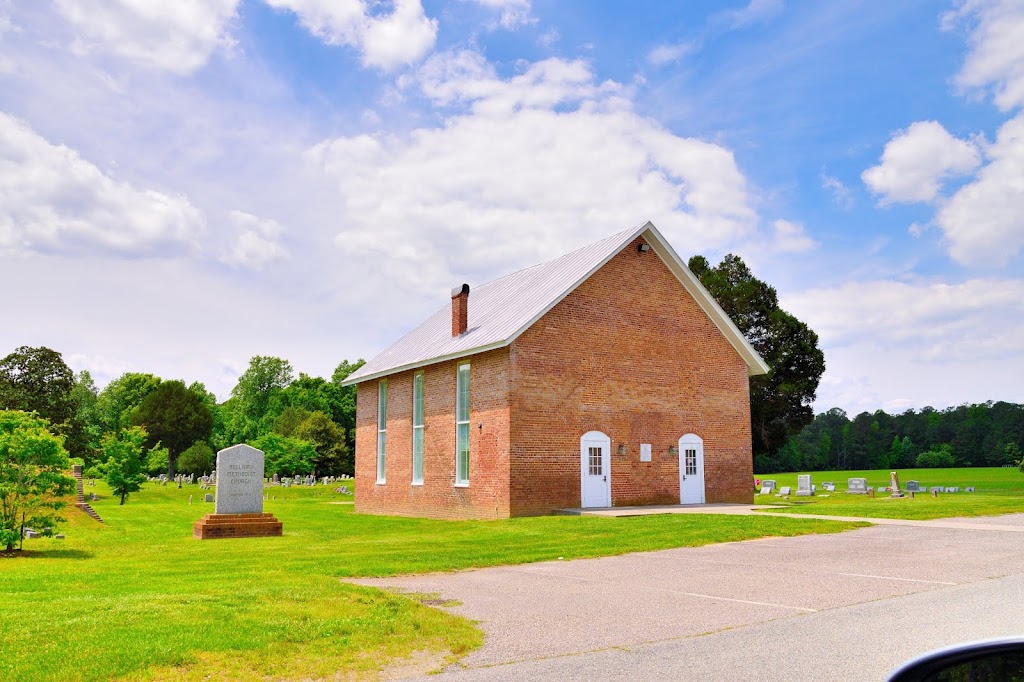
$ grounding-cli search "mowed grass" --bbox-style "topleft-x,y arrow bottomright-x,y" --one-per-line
3,483 -> 862,681
756,467 -> 1024,520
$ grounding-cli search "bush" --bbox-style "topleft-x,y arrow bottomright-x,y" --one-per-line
251,433 -> 316,477
916,444 -> 956,469
177,441 -> 214,475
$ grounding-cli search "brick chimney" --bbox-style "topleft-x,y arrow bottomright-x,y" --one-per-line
451,283 -> 469,336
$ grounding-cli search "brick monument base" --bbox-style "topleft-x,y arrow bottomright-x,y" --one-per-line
193,513 -> 283,539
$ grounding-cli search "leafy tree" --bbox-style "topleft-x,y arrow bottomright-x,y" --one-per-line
332,359 -> 364,455
230,356 -> 294,439
294,411 -> 351,476
251,433 -> 316,477
145,446 -> 169,477
70,370 -> 102,464
177,441 -> 214,476
99,427 -> 147,505
97,373 -> 162,433
916,444 -> 956,469
688,255 -> 825,464
131,381 -> 213,477
0,411 -> 76,551
274,406 -> 313,437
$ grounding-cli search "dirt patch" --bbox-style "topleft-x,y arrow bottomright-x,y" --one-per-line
379,649 -> 451,680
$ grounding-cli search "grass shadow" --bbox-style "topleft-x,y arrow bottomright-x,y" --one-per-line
0,548 -> 94,560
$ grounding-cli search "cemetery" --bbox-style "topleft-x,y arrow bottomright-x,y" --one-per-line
754,466 -> 1023,520
1,465 -> 861,681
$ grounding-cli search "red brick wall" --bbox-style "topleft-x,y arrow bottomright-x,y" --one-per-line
507,236 -> 754,515
354,348 -> 512,519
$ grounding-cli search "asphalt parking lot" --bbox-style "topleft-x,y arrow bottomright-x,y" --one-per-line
353,513 -> 1024,680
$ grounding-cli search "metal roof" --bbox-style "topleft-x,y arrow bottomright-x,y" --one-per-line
343,221 -> 769,385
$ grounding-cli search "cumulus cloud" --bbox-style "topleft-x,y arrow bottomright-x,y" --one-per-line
463,0 -> 534,29
771,219 -> 817,253
265,0 -> 437,70
0,112 -> 205,256
937,113 -> 1024,266
221,210 -> 288,270
309,50 -> 756,291
945,0 -> 1024,111
862,121 -> 981,204
52,0 -> 240,75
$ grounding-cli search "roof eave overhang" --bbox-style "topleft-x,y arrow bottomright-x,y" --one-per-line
340,340 -> 510,386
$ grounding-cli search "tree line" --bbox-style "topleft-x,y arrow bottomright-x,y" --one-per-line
756,402 -> 1024,474
0,346 -> 365,483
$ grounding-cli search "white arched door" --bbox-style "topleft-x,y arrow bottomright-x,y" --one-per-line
679,433 -> 705,504
580,431 -> 611,508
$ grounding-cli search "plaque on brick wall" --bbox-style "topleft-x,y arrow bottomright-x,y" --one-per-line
640,444 -> 652,462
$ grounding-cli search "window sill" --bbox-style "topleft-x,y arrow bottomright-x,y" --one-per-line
454,482 -> 469,488
411,481 -> 423,487
375,479 -> 386,485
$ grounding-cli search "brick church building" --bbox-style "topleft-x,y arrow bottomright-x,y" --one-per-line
342,221 -> 768,519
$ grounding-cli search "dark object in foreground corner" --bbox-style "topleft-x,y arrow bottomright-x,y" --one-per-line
888,638 -> 1024,681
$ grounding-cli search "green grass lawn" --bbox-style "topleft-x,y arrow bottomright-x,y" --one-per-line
755,467 -> 1024,520
2,482 -> 862,682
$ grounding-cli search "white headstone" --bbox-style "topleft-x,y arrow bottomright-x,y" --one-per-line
215,444 -> 265,515
906,480 -> 921,492
762,479 -> 777,492
795,474 -> 813,496
776,486 -> 792,496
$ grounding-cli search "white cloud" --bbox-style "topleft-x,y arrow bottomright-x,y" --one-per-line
945,0 -> 1024,112
265,0 -> 437,70
784,277 -> 1024,413
820,173 -> 853,209
0,112 -> 205,257
310,50 -> 757,293
719,0 -> 784,29
221,210 -> 288,270
463,0 -> 534,29
936,112 -> 1024,266
647,42 -> 696,67
52,0 -> 240,75
862,121 -> 981,204
771,219 -> 817,253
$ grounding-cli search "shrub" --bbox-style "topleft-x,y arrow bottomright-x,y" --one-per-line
145,446 -> 169,476
916,444 -> 956,469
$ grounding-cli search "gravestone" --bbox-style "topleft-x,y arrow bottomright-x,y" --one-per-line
945,487 -> 959,493
847,478 -> 868,494
776,486 -> 792,496
889,471 -> 904,498
761,479 -> 777,492
193,444 -> 282,540
796,474 -> 813,496
272,473 -> 279,484
877,486 -> 887,493
906,480 -> 921,492
759,486 -> 772,495
204,493 -> 213,502
965,486 -> 976,492
930,486 -> 943,493
823,483 -> 836,492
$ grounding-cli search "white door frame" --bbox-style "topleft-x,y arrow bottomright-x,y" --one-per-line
580,431 -> 611,508
678,433 -> 706,504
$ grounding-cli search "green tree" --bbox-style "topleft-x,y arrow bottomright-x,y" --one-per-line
145,446 -> 169,477
230,356 -> 294,439
131,381 -> 213,477
688,255 -> 825,464
100,427 -> 147,505
0,410 -> 76,551
251,433 -> 316,477
331,359 -> 364,455
273,406 -> 312,437
916,444 -> 956,468
294,411 -> 351,476
70,370 -> 102,464
177,441 -> 214,476
97,373 -> 162,433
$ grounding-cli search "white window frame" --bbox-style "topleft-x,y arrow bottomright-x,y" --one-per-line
412,371 -> 424,485
376,380 -> 387,484
455,362 -> 470,487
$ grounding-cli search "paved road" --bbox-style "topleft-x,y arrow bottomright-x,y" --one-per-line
354,513 -> 1024,680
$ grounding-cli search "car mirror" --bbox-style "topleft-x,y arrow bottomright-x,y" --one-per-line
888,638 -> 1024,681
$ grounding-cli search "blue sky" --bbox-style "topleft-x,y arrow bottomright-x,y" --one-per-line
0,0 -> 1021,415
